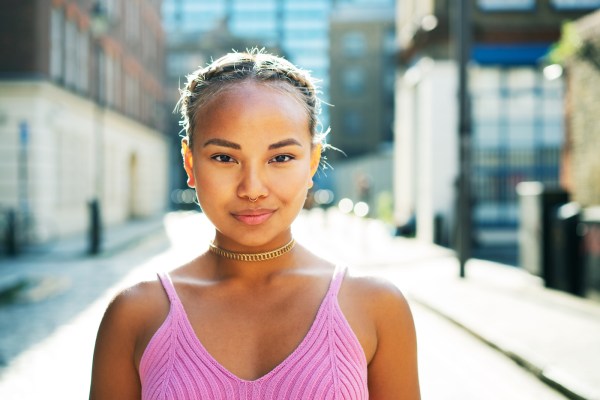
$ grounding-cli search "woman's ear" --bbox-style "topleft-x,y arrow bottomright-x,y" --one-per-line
181,138 -> 196,188
308,144 -> 322,188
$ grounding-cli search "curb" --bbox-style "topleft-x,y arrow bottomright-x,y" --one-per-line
410,294 -> 591,400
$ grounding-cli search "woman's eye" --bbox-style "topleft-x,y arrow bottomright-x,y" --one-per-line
212,154 -> 236,163
270,154 -> 294,163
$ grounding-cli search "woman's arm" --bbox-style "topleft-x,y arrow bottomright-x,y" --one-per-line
89,288 -> 146,400
367,283 -> 420,399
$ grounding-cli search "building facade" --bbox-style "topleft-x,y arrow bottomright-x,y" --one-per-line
0,0 -> 169,246
325,1 -> 396,215
329,4 -> 395,158
395,0 -> 599,254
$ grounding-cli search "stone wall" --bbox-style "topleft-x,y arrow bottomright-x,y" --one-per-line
566,10 -> 600,206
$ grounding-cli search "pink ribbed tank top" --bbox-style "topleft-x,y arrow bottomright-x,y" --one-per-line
139,266 -> 368,399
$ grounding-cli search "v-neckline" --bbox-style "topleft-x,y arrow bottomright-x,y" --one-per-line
167,269 -> 338,383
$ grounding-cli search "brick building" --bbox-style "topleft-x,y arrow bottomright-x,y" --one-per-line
0,0 -> 169,247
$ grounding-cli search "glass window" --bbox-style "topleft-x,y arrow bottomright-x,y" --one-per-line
507,92 -> 536,120
477,0 -> 535,11
50,8 -> 64,81
342,67 -> 366,95
285,19 -> 327,30
284,1 -> 330,12
113,58 -> 122,108
106,55 -> 115,107
125,1 -> 140,44
78,30 -> 89,93
475,124 -> 500,149
550,0 -> 600,9
471,66 -> 563,227
471,67 -> 500,91
507,122 -> 535,148
342,32 -> 367,58
64,19 -> 77,88
102,0 -> 118,18
473,95 -> 501,119
97,49 -> 106,102
507,68 -> 536,89
541,123 -> 563,146
233,0 -> 277,12
343,111 -> 364,136
125,75 -> 139,117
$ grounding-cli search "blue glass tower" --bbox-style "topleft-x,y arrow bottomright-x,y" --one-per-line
162,0 -> 334,126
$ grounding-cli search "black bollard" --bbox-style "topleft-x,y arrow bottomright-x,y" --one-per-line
6,209 -> 18,256
89,199 -> 102,255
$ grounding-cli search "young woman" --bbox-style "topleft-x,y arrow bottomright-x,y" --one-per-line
90,50 -> 420,399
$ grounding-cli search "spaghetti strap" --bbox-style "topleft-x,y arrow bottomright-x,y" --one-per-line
329,265 -> 348,297
157,272 -> 179,304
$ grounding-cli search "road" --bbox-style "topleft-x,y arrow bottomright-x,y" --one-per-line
0,210 -> 568,399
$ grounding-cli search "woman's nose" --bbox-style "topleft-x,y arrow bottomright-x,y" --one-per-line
237,164 -> 268,201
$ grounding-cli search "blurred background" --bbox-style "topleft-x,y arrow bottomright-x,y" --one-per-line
2,0 -> 600,299
1,0 -> 600,399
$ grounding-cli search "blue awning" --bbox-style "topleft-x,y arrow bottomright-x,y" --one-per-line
472,43 -> 552,66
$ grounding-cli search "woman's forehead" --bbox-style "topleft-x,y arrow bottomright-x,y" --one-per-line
193,82 -> 311,146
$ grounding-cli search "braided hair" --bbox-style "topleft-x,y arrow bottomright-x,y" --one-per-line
177,49 -> 328,149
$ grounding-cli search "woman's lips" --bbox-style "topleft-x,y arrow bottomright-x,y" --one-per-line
232,209 -> 275,225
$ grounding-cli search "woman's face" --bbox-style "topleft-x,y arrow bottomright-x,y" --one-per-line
183,81 -> 321,251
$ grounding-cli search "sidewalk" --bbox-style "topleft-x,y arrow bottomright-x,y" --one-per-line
0,214 -> 167,296
296,209 -> 600,400
6,213 -> 167,260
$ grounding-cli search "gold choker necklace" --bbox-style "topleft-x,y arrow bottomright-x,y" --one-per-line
209,239 -> 296,262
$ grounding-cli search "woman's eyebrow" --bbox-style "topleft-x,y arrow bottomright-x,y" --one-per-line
203,138 -> 241,149
268,138 -> 303,150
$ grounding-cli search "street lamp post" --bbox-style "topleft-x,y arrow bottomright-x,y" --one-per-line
89,2 -> 109,255
456,0 -> 473,277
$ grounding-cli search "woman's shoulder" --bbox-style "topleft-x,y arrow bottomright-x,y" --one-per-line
100,275 -> 169,332
340,270 -> 414,326
106,255 -> 207,316
343,270 -> 409,305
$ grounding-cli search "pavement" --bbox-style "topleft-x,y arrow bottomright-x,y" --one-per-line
0,208 -> 599,400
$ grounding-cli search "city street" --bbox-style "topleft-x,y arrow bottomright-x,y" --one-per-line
3,2 -> 600,400
0,210 -> 569,399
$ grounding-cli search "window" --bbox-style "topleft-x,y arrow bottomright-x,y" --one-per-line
342,32 -> 367,58
106,55 -> 115,107
64,19 -> 77,88
98,49 -> 106,103
102,0 -> 118,17
125,75 -> 140,117
470,66 -> 564,226
343,112 -> 364,137
125,2 -> 140,44
50,8 -> 64,81
342,67 -> 366,95
550,0 -> 600,9
477,0 -> 535,11
77,29 -> 89,93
